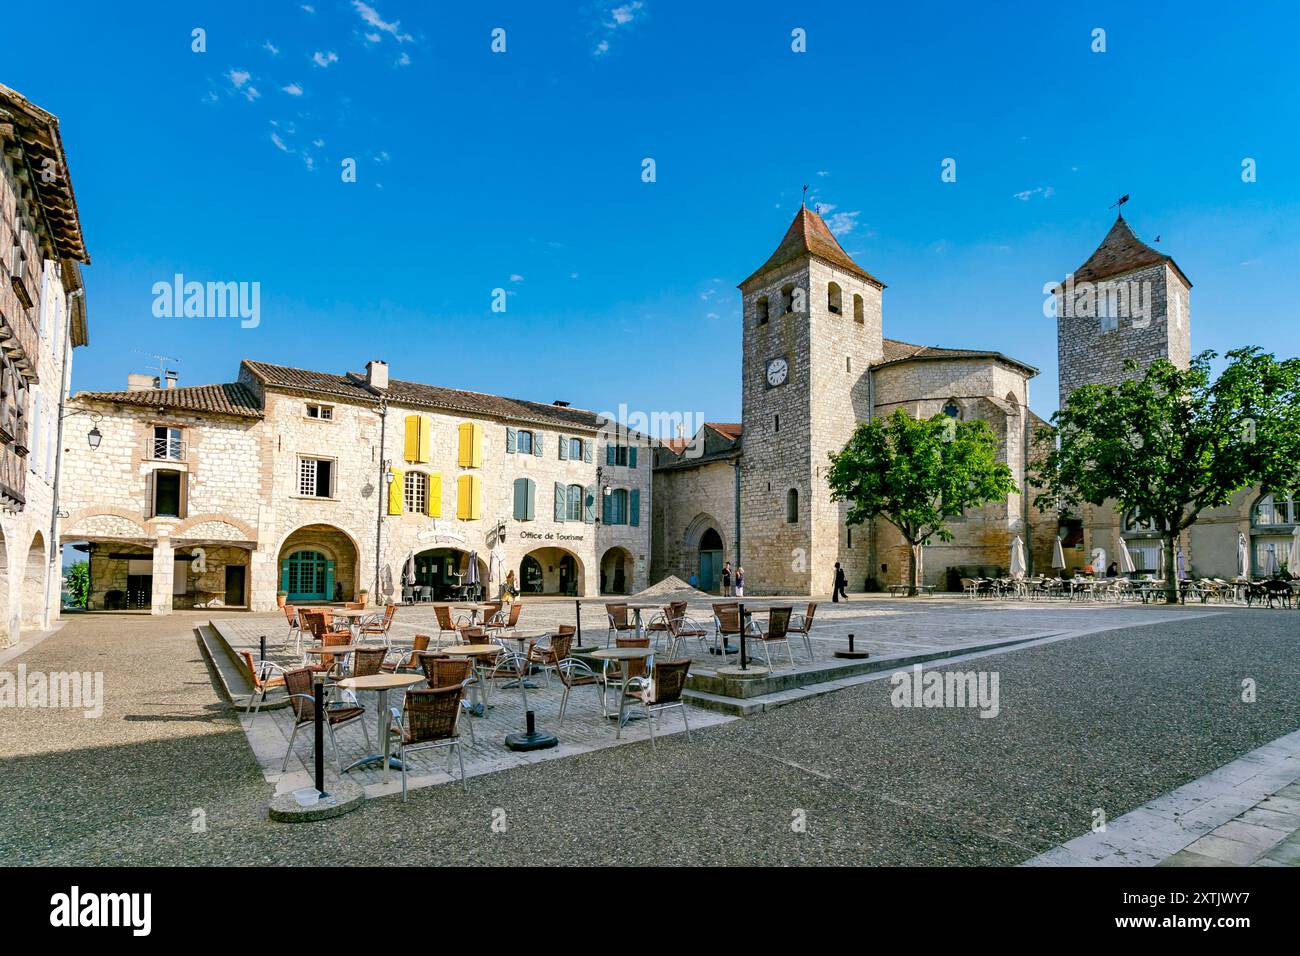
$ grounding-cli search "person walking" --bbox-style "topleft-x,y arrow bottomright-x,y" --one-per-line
734,566 -> 745,598
721,562 -> 733,597
833,562 -> 849,602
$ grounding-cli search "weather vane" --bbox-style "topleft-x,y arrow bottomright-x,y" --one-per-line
1110,193 -> 1130,210
801,184 -> 808,208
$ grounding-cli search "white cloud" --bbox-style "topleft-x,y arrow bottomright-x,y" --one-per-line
271,132 -> 290,152
1013,186 -> 1055,201
301,4 -> 315,12
824,209 -> 861,236
608,2 -> 644,27
594,39 -> 610,56
570,272 -> 580,279
226,69 -> 261,101
396,51 -> 411,66
365,32 -> 382,44
706,312 -> 720,320
509,274 -> 524,283
352,1 -> 413,42
313,50 -> 339,67
816,170 -> 828,177
313,138 -> 325,147
228,69 -> 252,88
593,2 -> 644,56
282,83 -> 304,96
263,41 -> 280,56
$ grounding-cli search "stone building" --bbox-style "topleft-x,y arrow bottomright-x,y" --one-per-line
0,84 -> 90,645
62,359 -> 653,613
655,206 -> 1052,594
1055,213 -> 1287,581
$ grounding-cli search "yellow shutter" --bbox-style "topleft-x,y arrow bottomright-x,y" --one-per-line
427,473 -> 441,517
403,415 -> 420,462
470,475 -> 481,519
456,474 -> 481,520
388,468 -> 404,514
418,416 -> 431,463
458,421 -> 482,467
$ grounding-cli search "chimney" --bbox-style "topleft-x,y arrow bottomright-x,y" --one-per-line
552,400 -> 570,407
366,360 -> 389,391
164,369 -> 178,389
127,373 -> 159,392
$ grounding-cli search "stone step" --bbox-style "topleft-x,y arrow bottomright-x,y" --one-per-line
195,623 -> 288,712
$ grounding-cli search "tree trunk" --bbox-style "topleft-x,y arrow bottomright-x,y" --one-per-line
908,542 -> 921,597
1165,533 -> 1179,604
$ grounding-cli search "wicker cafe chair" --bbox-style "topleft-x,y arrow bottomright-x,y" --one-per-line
280,667 -> 371,773
349,646 -> 388,679
416,655 -> 477,745
238,651 -> 288,718
556,654 -> 607,724
605,603 -> 636,646
382,633 -> 431,673
712,602 -> 744,656
787,602 -> 817,661
751,606 -> 796,668
663,607 -> 709,658
388,685 -> 468,798
645,601 -> 686,648
283,603 -> 303,651
485,602 -> 522,633
618,658 -> 692,749
360,604 -> 398,646
525,631 -> 573,688
433,604 -> 472,644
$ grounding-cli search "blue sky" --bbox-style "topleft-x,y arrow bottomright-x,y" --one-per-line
4,0 -> 1298,424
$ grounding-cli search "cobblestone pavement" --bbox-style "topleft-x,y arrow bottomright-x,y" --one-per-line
2,603 -> 1297,865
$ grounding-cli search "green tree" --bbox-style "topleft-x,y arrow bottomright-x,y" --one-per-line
65,560 -> 90,608
827,409 -> 1018,595
1030,348 -> 1300,604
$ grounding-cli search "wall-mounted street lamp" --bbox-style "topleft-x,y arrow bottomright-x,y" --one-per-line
62,410 -> 103,451
87,425 -> 102,450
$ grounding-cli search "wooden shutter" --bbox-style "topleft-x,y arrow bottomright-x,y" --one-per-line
427,473 -> 441,517
558,435 -> 568,460
418,417 -> 431,462
584,484 -> 597,523
506,427 -> 517,454
469,475 -> 481,519
554,482 -> 565,522
533,433 -> 543,457
606,444 -> 615,466
525,478 -> 535,520
404,415 -> 420,462
629,446 -> 638,469
179,472 -> 189,518
602,491 -> 612,525
583,439 -> 593,463
144,470 -> 155,519
458,422 -> 482,467
630,488 -> 640,526
514,478 -> 527,520
457,475 -> 471,519
388,468 -> 404,514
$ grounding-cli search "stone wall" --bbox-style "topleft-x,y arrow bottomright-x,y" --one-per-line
651,456 -> 737,588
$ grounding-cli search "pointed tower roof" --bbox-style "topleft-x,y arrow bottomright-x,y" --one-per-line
740,206 -> 885,289
1067,214 -> 1191,288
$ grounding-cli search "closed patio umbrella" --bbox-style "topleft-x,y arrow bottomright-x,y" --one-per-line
1237,532 -> 1250,580
1265,542 -> 1278,577
1176,547 -> 1187,580
1157,543 -> 1166,579
1052,536 -> 1066,570
404,553 -> 416,586
466,551 -> 480,585
1010,536 -> 1026,579
1289,527 -> 1300,577
1116,537 -> 1135,575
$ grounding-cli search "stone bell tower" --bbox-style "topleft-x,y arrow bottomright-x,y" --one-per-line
737,205 -> 885,594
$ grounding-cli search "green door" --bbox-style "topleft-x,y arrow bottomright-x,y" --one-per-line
284,550 -> 330,602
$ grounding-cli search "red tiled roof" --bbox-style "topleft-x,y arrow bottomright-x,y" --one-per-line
73,383 -> 263,418
1066,214 -> 1191,288
740,207 -> 884,289
705,422 -> 742,441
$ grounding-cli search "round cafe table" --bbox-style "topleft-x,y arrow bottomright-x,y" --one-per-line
591,647 -> 654,729
335,672 -> 425,784
302,643 -> 368,673
332,607 -> 371,637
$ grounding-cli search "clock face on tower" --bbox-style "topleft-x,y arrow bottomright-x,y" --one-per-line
766,356 -> 789,388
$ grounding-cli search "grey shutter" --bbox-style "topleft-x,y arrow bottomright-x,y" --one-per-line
558,435 -> 568,460
602,491 -> 612,525
513,478 -> 527,520
534,433 -> 543,457
583,439 -> 593,463
629,446 -> 638,469
554,482 -> 565,522
630,488 -> 640,526
506,427 -> 517,454
606,444 -> 615,466
145,470 -> 155,519
584,484 -> 597,523
526,478 -> 536,520
179,472 -> 189,519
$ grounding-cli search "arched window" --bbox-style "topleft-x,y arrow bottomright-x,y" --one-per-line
827,282 -> 842,315
405,471 -> 429,514
1252,493 -> 1296,527
516,429 -> 534,454
786,488 -> 799,523
942,400 -> 961,419
1121,508 -> 1163,533
756,296 -> 769,325
1251,494 -> 1295,577
566,483 -> 584,521
853,294 -> 864,324
781,283 -> 796,314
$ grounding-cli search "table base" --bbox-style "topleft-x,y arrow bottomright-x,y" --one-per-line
342,753 -> 405,774
505,730 -> 558,751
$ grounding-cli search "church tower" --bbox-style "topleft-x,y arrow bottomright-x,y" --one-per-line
1056,211 -> 1192,411
737,206 -> 885,594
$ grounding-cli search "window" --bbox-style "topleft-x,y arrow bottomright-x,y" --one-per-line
1122,508 -> 1164,533
756,296 -> 769,325
1253,493 -> 1296,527
566,483 -> 583,521
827,282 -> 842,315
781,283 -> 796,314
29,392 -> 40,472
517,429 -> 534,455
298,457 -> 334,498
569,437 -> 583,460
1098,285 -> 1119,333
405,471 -> 429,514
846,356 -> 852,373
605,488 -> 629,525
786,488 -> 799,523
607,444 -> 638,467
153,470 -> 183,518
847,527 -> 853,549
305,403 -> 333,420
942,401 -> 961,419
774,414 -> 780,433
853,294 -> 864,324
153,426 -> 183,461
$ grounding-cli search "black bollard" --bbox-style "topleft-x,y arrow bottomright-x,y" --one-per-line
526,711 -> 536,735
739,602 -> 747,670
260,634 -> 266,663
313,672 -> 326,797
849,633 -> 855,653
835,630 -> 869,660
574,599 -> 582,646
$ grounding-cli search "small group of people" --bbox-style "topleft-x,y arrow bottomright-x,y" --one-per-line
687,560 -> 851,601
